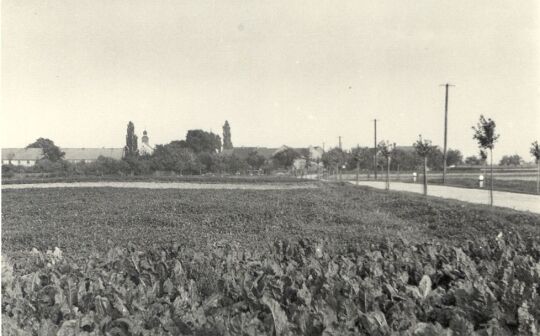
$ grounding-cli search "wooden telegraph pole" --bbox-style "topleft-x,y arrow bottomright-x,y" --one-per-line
338,136 -> 342,181
356,144 -> 360,185
441,83 -> 454,184
373,119 -> 378,180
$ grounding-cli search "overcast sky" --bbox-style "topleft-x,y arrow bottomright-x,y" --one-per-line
2,0 -> 538,160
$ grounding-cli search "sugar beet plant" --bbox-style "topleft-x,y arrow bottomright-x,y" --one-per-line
2,235 -> 539,335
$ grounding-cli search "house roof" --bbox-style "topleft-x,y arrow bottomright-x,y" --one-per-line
221,147 -> 279,160
62,148 -> 124,161
2,148 -> 44,161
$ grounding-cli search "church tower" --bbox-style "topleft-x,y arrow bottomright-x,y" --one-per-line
139,130 -> 154,155
223,120 -> 233,150
142,130 -> 149,145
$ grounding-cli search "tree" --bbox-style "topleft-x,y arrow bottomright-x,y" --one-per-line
413,135 -> 435,196
298,148 -> 313,177
185,130 -> 222,154
472,115 -> 499,206
377,141 -> 395,190
530,141 -> 540,194
321,148 -> 347,180
426,147 -> 444,170
197,152 -> 218,173
26,138 -> 65,162
446,149 -> 463,166
246,151 -> 266,170
390,148 -> 419,172
479,150 -> 489,179
151,142 -> 199,174
222,121 -> 233,150
222,154 -> 249,174
124,121 -> 138,157
499,154 -> 523,166
273,148 -> 300,169
464,155 -> 484,166
91,156 -> 131,175
347,147 -> 373,170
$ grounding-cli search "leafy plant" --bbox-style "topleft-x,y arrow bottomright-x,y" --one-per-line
3,234 -> 539,335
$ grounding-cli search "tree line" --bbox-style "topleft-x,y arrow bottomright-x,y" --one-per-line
372,115 -> 540,203
2,120 -> 539,192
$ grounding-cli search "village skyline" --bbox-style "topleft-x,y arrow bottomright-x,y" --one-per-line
1,118 -> 537,163
2,0 -> 538,161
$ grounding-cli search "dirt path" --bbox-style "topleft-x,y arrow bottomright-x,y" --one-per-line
350,181 -> 540,214
1,181 -> 317,190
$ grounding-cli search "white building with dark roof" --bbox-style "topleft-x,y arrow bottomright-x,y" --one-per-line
2,148 -> 44,166
2,147 -> 125,166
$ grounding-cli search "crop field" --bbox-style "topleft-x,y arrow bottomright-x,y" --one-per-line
2,182 -> 540,335
1,174 -> 310,185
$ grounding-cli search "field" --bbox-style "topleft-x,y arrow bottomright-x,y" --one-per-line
420,177 -> 538,195
2,182 -> 540,335
338,171 -> 539,195
3,183 -> 539,257
1,174 -> 309,185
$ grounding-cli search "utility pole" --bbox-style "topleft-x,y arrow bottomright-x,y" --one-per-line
356,144 -> 360,185
373,119 -> 378,180
441,83 -> 454,184
338,136 -> 342,181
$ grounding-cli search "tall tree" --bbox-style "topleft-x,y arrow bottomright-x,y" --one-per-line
26,138 -> 65,162
530,141 -> 540,194
377,141 -> 395,190
472,115 -> 499,206
413,135 -> 434,196
125,121 -> 139,157
185,130 -> 222,153
222,121 -> 233,150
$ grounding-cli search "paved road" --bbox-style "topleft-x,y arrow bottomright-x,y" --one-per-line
1,181 -> 317,190
349,181 -> 540,214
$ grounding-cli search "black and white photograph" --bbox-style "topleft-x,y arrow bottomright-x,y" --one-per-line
1,1 -> 539,335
